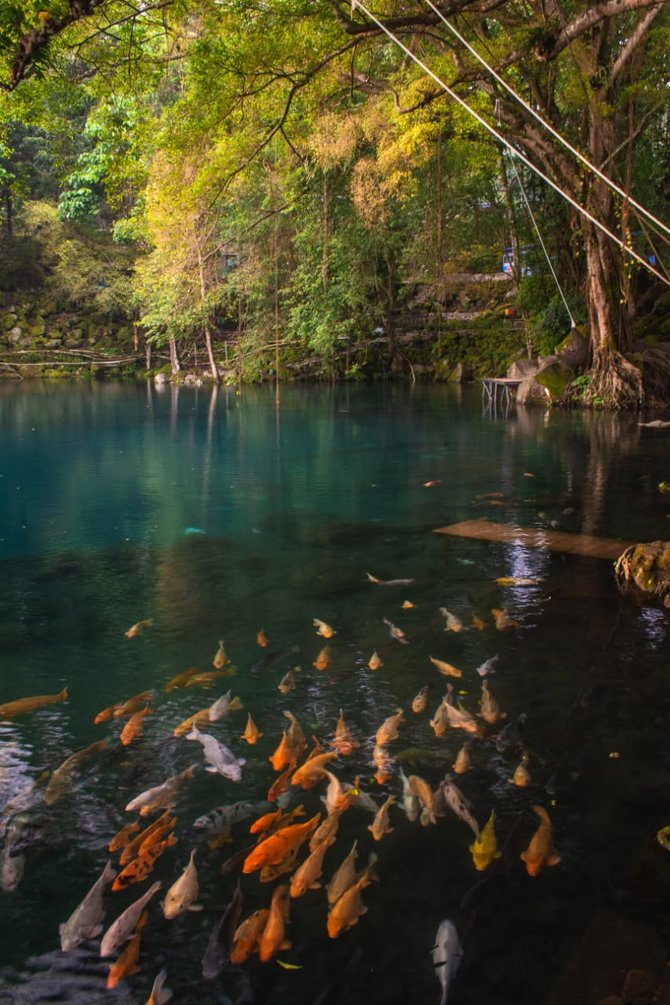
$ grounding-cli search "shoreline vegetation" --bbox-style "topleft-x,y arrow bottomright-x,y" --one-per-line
2,5 -> 670,408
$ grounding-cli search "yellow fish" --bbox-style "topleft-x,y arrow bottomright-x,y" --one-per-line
313,618 -> 336,639
470,809 -> 501,871
241,713 -> 263,744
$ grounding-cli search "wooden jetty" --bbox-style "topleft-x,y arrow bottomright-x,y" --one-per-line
435,519 -> 634,560
481,377 -> 522,408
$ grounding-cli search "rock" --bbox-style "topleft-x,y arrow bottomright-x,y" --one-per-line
555,326 -> 589,370
508,358 -> 540,380
8,326 -> 22,342
517,376 -> 550,406
42,339 -> 62,349
621,969 -> 656,1005
154,373 -> 170,385
614,541 -> 670,608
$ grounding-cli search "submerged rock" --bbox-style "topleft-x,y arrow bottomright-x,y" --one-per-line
614,541 -> 670,608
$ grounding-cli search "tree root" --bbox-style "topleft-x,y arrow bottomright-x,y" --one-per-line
584,350 -> 644,410
614,542 -> 670,608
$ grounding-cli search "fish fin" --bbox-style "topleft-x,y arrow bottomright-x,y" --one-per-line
520,851 -> 528,863
238,758 -> 247,767
188,903 -> 204,911
81,924 -> 103,939
229,698 -> 244,711
205,767 -> 220,774
310,882 -> 322,890
547,853 -> 561,866
279,940 -> 292,950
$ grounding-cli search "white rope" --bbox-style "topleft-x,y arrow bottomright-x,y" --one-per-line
424,0 -> 670,245
349,0 -> 670,289
506,148 -> 576,327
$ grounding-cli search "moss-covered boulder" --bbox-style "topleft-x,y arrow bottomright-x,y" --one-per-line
615,541 -> 670,608
517,361 -> 574,406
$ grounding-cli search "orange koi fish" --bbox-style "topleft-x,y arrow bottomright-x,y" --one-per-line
283,711 -> 306,757
0,687 -> 67,719
250,805 -> 305,836
368,795 -> 396,840
472,614 -> 487,631
183,670 -> 235,688
138,816 -> 177,856
331,710 -> 358,756
267,765 -> 293,803
375,708 -> 404,746
269,732 -> 298,773
259,885 -> 291,963
164,667 -> 200,692
112,834 -> 177,891
367,651 -> 383,671
520,806 -> 560,877
213,640 -> 230,669
241,713 -> 263,745
259,846 -> 301,884
109,820 -> 140,854
291,751 -> 338,789
230,909 -> 269,964
411,686 -> 429,713
313,645 -> 331,671
309,805 -> 345,852
125,619 -> 153,639
120,811 -> 173,866
290,836 -> 334,898
106,918 -> 145,987
242,813 -> 321,874
371,744 -> 393,785
257,628 -> 269,647
491,608 -> 520,630
429,656 -> 463,679
120,707 -> 152,746
453,740 -> 473,775
511,751 -> 531,787
327,855 -> 377,938
113,691 -> 154,719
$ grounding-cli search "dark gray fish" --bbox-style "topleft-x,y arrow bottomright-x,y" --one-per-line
495,713 -> 528,753
252,643 -> 300,674
202,882 -> 244,979
193,800 -> 270,835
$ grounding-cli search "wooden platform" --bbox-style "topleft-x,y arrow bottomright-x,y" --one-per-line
435,519 -> 634,560
481,377 -> 522,408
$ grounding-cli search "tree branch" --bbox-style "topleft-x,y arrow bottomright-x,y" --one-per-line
536,0 -> 670,61
609,3 -> 664,85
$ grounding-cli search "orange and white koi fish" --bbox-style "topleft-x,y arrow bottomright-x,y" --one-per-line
250,805 -> 305,836
326,855 -> 377,938
368,795 -> 396,841
472,615 -> 487,631
411,686 -> 429,713
125,766 -> 196,816
382,617 -> 409,645
442,700 -> 482,736
375,708 -> 404,746
429,656 -> 463,679
313,645 -> 331,671
213,640 -> 230,669
278,667 -> 300,694
322,771 -> 353,815
402,600 -> 414,609
125,619 -> 153,638
309,805 -> 346,851
0,687 -> 67,719
257,628 -> 269,647
520,806 -> 560,877
230,909 -> 270,963
313,618 -> 336,639
331,710 -> 358,756
113,690 -> 154,719
367,651 -> 383,671
242,813 -> 321,874
241,713 -> 263,745
439,608 -> 464,632
120,707 -> 152,746
491,607 -> 520,630
366,573 -> 416,586
470,809 -> 500,871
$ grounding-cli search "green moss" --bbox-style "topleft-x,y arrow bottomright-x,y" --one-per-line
536,366 -> 573,401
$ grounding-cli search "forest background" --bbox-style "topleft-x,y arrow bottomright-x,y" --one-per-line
1,0 -> 670,407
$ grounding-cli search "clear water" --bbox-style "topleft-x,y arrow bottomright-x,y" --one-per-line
0,381 -> 669,1005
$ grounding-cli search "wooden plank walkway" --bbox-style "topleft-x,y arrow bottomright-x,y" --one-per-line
434,519 -> 634,560
481,377 -> 522,409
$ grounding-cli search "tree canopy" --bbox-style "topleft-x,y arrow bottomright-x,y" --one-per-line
1,0 -> 669,404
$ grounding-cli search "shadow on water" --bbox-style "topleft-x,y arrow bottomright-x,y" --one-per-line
0,383 -> 669,1004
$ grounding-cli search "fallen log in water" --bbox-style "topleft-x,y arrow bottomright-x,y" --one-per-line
434,519 -> 634,561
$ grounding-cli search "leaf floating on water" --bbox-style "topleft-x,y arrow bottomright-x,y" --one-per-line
277,959 -> 303,970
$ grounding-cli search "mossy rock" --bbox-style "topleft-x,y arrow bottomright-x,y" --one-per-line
615,541 -> 670,608
535,361 -> 574,402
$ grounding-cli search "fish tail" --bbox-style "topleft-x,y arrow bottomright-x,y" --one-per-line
59,687 -> 68,701
532,805 -> 551,824
229,697 -> 244,711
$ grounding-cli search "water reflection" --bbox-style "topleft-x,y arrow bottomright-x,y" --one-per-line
0,384 -> 668,1004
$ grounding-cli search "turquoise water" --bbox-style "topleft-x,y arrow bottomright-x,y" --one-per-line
0,381 -> 669,1004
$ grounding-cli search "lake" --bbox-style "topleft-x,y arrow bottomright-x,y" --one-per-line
0,381 -> 669,1005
